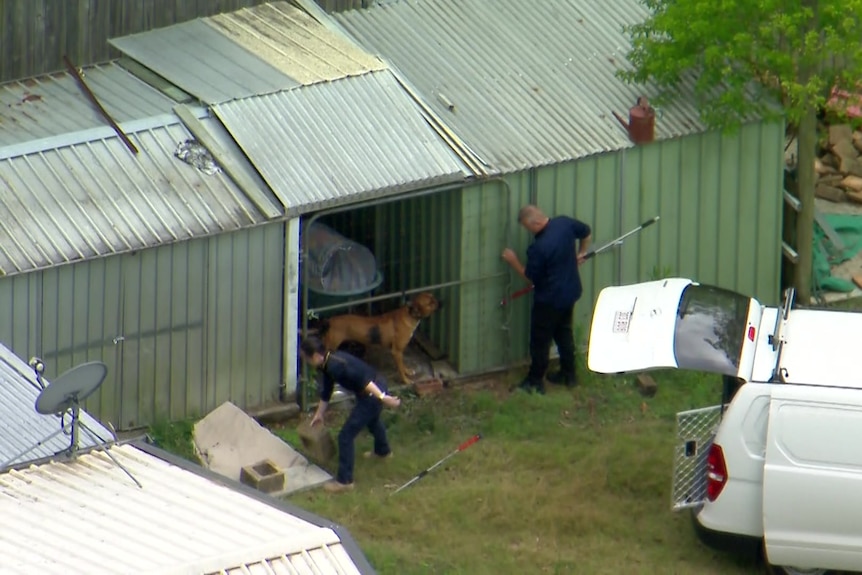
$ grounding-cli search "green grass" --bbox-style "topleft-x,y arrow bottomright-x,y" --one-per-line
281,366 -> 762,575
147,418 -> 198,463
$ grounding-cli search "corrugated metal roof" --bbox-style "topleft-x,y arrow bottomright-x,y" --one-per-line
0,62 -> 177,148
207,1 -> 385,86
0,343 -> 113,469
335,0 -> 709,174
109,18 -> 299,105
109,2 -> 384,105
213,69 -> 471,215
0,444 -> 367,575
0,116 -> 278,277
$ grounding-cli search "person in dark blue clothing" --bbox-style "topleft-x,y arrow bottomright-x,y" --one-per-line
300,335 -> 401,493
502,205 -> 592,394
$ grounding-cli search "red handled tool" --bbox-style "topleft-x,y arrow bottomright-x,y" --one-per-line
391,434 -> 482,495
500,215 -> 660,306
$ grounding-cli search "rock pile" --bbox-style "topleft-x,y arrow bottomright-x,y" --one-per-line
815,124 -> 862,203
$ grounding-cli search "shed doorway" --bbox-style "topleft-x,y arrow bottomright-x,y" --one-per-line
298,185 -> 503,407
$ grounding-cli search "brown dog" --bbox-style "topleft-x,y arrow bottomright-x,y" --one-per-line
318,292 -> 441,384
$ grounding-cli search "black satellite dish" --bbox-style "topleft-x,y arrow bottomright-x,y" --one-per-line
1,359 -> 143,489
35,361 -> 107,415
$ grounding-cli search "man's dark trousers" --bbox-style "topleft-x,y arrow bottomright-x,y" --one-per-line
336,381 -> 391,484
526,302 -> 576,390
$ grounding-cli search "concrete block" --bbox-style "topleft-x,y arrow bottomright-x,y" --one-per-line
297,421 -> 336,463
240,459 -> 285,494
635,373 -> 658,398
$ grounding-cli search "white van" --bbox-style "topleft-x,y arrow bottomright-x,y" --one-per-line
587,277 -> 862,575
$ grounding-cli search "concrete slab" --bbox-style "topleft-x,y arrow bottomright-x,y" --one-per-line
193,401 -> 331,496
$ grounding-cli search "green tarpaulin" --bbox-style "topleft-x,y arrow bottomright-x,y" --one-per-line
814,213 -> 862,292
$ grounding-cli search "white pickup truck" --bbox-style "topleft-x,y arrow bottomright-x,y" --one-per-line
587,277 -> 862,575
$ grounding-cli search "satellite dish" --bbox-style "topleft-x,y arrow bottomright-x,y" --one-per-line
2,359 -> 142,489
35,362 -> 107,415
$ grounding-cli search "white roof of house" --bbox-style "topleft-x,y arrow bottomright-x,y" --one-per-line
0,443 -> 372,575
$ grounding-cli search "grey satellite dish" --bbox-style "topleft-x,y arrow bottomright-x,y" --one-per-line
2,359 -> 142,489
35,361 -> 107,415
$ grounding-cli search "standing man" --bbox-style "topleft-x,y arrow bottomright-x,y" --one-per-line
502,205 -> 592,394
300,335 -> 401,493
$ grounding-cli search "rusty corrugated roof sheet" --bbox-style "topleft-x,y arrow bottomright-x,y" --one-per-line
108,1 -> 385,104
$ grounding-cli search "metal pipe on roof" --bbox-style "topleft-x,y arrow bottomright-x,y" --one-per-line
63,55 -> 139,155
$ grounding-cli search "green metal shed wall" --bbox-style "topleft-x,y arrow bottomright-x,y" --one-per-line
458,120 -> 785,373
0,223 -> 284,429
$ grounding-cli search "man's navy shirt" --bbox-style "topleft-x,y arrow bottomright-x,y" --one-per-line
320,350 -> 381,402
524,216 -> 591,309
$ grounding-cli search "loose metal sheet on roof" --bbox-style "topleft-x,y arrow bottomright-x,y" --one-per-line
0,444 -> 369,574
336,0 -> 709,174
207,1 -> 385,86
109,18 -> 299,105
0,62 -> 176,148
0,115 -> 279,278
214,69 -> 471,215
0,343 -> 113,469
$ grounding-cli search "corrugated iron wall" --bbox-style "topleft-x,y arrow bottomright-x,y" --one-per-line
204,223 -> 284,422
456,175 -> 529,374
458,120 -> 785,372
0,0 -> 271,82
0,223 -> 284,429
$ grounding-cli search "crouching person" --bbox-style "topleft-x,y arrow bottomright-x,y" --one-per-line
300,335 -> 401,494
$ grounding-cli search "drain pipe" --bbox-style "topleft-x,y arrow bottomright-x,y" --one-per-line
617,148 -> 625,285
296,179 -> 471,411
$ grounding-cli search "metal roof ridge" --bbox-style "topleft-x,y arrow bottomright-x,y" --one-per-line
0,107 -> 209,161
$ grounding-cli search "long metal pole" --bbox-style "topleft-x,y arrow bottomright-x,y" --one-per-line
500,216 -> 661,306
391,434 -> 482,495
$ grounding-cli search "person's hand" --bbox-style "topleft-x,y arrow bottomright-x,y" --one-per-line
382,394 -> 401,409
501,248 -> 517,264
310,413 -> 324,427
577,252 -> 587,266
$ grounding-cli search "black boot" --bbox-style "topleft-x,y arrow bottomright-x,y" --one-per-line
547,371 -> 578,388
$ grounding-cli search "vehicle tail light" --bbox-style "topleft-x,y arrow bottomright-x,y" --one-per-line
748,326 -> 756,341
706,443 -> 728,502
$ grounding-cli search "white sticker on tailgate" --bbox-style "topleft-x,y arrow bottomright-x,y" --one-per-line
613,311 -> 632,333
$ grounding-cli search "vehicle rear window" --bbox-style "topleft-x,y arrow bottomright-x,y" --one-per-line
673,284 -> 750,376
